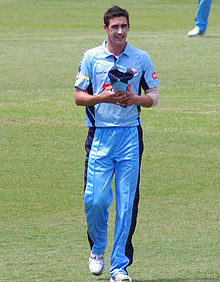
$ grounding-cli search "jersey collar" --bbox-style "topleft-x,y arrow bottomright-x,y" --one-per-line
102,40 -> 131,58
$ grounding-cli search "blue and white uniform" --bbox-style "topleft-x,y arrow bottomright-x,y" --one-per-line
195,0 -> 212,32
74,41 -> 159,277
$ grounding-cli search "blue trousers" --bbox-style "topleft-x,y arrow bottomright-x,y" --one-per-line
195,0 -> 212,32
84,126 -> 143,277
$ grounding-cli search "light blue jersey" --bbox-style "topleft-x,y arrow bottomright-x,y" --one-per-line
74,41 -> 160,127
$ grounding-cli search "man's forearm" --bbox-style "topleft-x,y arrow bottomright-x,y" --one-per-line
135,94 -> 153,108
75,86 -> 159,108
135,87 -> 159,108
74,88 -> 101,106
144,87 -> 159,107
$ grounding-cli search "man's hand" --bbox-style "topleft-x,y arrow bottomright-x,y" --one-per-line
99,86 -> 119,104
114,85 -> 158,108
114,85 -> 137,107
75,86 -> 125,106
75,85 -> 157,108
100,86 -> 128,106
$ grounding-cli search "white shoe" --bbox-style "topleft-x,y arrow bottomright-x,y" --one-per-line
89,252 -> 105,276
110,273 -> 132,282
187,27 -> 205,37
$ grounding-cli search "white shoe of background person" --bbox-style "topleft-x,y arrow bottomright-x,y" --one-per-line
89,252 -> 105,276
187,26 -> 205,37
110,273 -> 132,282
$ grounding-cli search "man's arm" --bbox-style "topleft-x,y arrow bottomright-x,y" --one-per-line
74,87 -> 102,106
121,86 -> 159,108
74,86 -> 131,106
143,87 -> 159,107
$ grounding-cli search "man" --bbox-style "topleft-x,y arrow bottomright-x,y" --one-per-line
74,6 -> 160,282
188,0 -> 212,37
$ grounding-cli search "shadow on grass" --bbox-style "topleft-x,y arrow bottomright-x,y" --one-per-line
134,279 -> 219,282
203,35 -> 220,39
97,278 -> 220,282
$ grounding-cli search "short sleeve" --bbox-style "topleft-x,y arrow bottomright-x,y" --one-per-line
74,52 -> 91,90
142,54 -> 160,90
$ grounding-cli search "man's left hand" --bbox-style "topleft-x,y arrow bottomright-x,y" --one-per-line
115,85 -> 137,107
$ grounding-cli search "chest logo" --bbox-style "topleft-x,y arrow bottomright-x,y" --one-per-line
128,67 -> 138,77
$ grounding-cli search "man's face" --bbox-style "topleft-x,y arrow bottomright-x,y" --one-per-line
104,16 -> 130,47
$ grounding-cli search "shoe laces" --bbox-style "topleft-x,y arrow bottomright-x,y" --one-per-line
112,273 -> 131,282
90,253 -> 104,261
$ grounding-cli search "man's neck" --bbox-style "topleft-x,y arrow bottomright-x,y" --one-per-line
106,41 -> 126,58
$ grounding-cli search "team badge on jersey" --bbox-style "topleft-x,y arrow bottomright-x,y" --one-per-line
128,67 -> 138,77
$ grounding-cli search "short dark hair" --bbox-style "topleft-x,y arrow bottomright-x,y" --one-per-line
104,6 -> 129,27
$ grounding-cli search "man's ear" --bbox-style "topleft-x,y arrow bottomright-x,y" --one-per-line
103,24 -> 108,32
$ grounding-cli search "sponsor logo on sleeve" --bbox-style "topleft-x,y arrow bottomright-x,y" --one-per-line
76,74 -> 90,80
152,72 -> 158,80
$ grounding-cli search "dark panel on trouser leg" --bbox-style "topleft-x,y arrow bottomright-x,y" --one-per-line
125,125 -> 144,270
84,127 -> 96,250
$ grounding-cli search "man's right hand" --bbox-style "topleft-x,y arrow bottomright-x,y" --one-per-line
99,87 -> 127,106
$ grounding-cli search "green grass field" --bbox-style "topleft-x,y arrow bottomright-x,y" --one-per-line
0,0 -> 219,281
